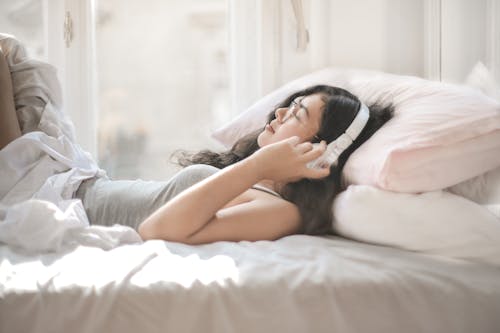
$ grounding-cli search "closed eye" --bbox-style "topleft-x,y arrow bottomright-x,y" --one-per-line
287,98 -> 308,123
294,108 -> 307,122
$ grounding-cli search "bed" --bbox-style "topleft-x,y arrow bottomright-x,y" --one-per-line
2,234 -> 500,333
1,33 -> 500,333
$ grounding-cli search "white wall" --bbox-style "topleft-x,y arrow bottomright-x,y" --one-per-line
441,0 -> 500,83
276,0 -> 425,87
241,0 -> 499,96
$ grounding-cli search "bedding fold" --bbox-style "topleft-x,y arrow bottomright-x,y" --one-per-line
0,34 -> 141,252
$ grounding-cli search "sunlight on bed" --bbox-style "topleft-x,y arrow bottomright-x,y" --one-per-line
131,251 -> 240,288
1,243 -> 240,293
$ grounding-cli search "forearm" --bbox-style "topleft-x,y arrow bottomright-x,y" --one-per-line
0,49 -> 21,150
139,157 -> 262,241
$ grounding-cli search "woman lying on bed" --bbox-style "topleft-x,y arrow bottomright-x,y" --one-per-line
0,47 -> 392,244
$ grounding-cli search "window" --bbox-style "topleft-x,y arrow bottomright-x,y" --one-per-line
0,0 -> 47,61
95,0 -> 229,180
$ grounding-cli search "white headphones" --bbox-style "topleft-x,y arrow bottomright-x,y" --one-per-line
307,102 -> 370,169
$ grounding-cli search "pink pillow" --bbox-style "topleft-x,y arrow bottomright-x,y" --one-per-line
211,68 -> 500,192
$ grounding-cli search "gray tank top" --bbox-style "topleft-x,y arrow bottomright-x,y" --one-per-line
75,163 -> 281,230
173,164 -> 282,198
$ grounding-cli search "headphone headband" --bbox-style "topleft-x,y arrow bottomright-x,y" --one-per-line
307,102 -> 370,169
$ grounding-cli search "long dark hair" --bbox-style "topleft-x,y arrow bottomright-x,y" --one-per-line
174,85 -> 393,235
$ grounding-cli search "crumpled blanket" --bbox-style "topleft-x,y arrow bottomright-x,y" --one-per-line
0,33 -> 142,252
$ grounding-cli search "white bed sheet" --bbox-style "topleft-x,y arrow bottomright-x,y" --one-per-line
1,234 -> 500,333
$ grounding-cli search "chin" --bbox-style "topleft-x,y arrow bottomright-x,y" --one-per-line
257,132 -> 266,147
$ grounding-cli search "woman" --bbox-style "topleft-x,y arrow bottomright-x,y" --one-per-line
0,48 -> 393,244
140,85 -> 393,244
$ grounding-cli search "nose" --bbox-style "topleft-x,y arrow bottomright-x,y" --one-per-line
275,107 -> 287,123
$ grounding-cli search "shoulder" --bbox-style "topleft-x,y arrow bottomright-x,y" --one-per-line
174,164 -> 220,182
182,163 -> 220,174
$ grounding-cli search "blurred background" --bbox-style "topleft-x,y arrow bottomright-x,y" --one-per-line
0,0 -> 228,180
94,0 -> 228,180
1,0 -> 498,180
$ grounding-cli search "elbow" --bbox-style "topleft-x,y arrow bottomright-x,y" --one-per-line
138,217 -> 192,244
138,220 -> 155,241
138,217 -> 168,241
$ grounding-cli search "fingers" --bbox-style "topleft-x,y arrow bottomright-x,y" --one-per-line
305,166 -> 331,179
302,141 -> 326,161
295,141 -> 314,153
302,141 -> 331,179
285,136 -> 300,145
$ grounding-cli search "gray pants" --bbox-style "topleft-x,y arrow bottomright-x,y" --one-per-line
74,164 -> 220,231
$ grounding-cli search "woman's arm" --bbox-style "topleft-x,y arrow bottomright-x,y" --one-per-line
0,47 -> 21,150
139,158 -> 302,244
139,156 -> 264,242
138,136 -> 329,243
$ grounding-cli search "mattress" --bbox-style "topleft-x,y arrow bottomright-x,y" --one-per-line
1,234 -> 500,333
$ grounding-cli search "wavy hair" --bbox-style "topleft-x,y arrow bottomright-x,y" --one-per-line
173,85 -> 393,235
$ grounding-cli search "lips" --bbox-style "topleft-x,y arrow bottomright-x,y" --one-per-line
266,124 -> 275,133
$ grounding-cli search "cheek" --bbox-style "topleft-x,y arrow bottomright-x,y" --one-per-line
276,125 -> 308,141
258,124 -> 310,147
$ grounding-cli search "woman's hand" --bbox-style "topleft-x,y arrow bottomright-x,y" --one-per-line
250,136 -> 330,183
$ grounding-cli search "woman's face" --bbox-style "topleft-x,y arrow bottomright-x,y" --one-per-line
257,93 -> 325,147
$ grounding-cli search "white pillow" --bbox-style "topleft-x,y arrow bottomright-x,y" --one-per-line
332,185 -> 500,266
464,61 -> 500,101
445,63 -> 500,205
212,67 -> 500,193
